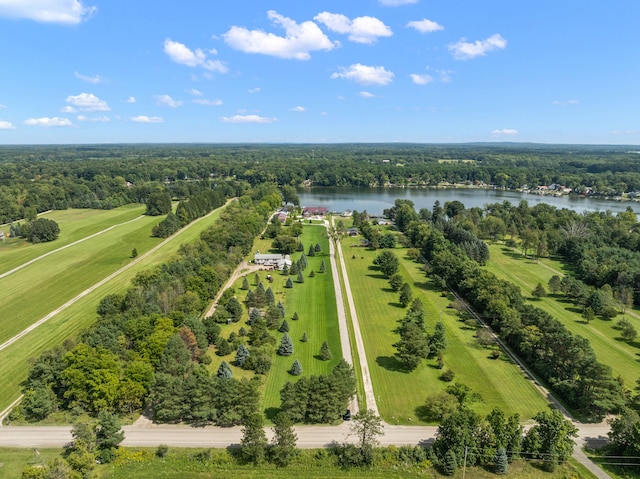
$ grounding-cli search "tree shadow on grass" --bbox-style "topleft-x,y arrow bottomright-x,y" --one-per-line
376,355 -> 408,373
367,273 -> 387,280
264,407 -> 280,421
413,281 -> 431,291
388,302 -> 405,309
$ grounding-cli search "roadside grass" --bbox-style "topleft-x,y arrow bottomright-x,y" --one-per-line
342,234 -> 548,424
485,243 -> 640,386
0,448 -> 63,478
0,214 -> 161,344
0,205 -> 228,414
207,224 -> 342,419
0,205 -> 146,274
88,448 -> 594,479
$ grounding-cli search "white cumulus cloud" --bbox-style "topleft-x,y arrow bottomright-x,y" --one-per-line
155,94 -> 183,108
193,99 -> 223,106
492,128 -> 519,136
410,73 -> 434,85
249,87 -> 261,94
221,115 -> 277,124
406,19 -> 444,33
164,38 -> 228,73
331,63 -> 394,85
24,117 -> 73,127
131,115 -> 164,123
449,34 -> 507,60
290,106 -> 306,112
77,115 -> 109,122
379,0 -> 418,6
74,71 -> 104,84
188,88 -> 203,96
223,10 -> 337,60
0,0 -> 96,24
359,91 -> 376,98
0,120 -> 15,130
126,96 -> 136,103
315,12 -> 392,44
66,93 -> 110,111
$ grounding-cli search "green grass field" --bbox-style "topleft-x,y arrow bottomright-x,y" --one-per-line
341,232 -> 548,424
207,224 -> 343,418
0,205 -> 147,274
485,243 -> 640,387
0,205 -> 228,414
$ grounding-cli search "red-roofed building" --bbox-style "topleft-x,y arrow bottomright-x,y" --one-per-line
302,206 -> 328,217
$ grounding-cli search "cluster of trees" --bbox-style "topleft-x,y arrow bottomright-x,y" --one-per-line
393,304 -> 446,371
433,408 -> 577,475
152,189 -> 228,237
10,217 -> 60,242
12,186 -> 281,425
279,360 -> 355,423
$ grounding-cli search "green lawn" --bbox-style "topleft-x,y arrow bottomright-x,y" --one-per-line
208,224 -> 343,418
342,233 -> 548,424
0,205 -> 146,274
485,243 -> 640,387
0,205 -> 228,414
0,448 -> 63,478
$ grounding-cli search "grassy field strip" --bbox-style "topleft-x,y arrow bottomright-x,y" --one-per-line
0,204 -> 229,413
0,216 -> 161,344
485,244 -> 640,386
0,215 -> 144,280
342,236 -> 548,424
0,205 -> 146,275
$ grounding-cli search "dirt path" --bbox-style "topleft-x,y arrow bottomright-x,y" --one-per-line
0,215 -> 144,280
202,260 -> 263,318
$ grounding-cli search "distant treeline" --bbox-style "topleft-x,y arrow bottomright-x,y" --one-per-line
2,143 -> 640,223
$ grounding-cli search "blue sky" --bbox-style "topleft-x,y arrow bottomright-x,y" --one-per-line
0,0 -> 638,145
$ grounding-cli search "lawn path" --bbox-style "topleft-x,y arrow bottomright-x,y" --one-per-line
0,215 -> 144,280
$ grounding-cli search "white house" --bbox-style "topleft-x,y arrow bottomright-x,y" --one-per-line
254,253 -> 292,270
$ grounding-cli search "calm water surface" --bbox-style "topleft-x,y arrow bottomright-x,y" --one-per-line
297,187 -> 638,216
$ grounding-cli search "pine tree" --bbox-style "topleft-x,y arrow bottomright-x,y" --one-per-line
319,259 -> 326,273
495,447 -> 508,474
285,277 -> 293,288
308,244 -> 316,257
96,411 -> 124,463
238,326 -> 247,337
290,359 -> 303,376
532,282 -> 547,299
282,263 -> 289,275
299,253 -> 307,270
278,333 -> 294,356
279,319 -> 290,333
320,340 -> 332,360
242,276 -> 250,290
217,361 -> 233,378
301,332 -> 308,342
429,321 -> 447,356
270,412 -> 298,466
297,242 -> 304,252
277,301 -> 286,318
442,449 -> 458,476
216,338 -> 232,356
249,307 -> 261,324
297,270 -> 304,283
266,287 -> 275,304
235,343 -> 250,367
315,243 -> 322,253
255,273 -> 261,286
241,412 -> 268,465
309,270 -> 315,278
292,312 -> 299,321
289,262 -> 299,275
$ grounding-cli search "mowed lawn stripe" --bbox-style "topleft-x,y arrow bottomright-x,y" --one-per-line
343,238 -> 547,423
486,243 -> 640,386
0,205 -> 146,275
0,205 -> 228,413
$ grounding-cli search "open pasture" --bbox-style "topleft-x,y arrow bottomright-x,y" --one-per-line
485,243 -> 640,387
342,233 -> 548,424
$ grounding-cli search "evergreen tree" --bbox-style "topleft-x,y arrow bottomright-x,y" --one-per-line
309,270 -> 315,278
131,248 -> 138,258
308,244 -> 316,257
495,447 -> 508,474
277,301 -> 286,318
242,276 -> 250,290
255,273 -> 261,286
297,270 -> 304,283
301,332 -> 308,342
249,307 -> 261,324
266,287 -> 275,304
282,263 -> 289,275
289,262 -> 299,275
235,344 -> 250,367
292,312 -> 299,321
285,277 -> 293,288
320,340 -> 332,360
96,410 -> 124,463
297,242 -> 304,252
216,338 -> 232,356
299,253 -> 308,270
241,412 -> 268,465
399,282 -> 413,307
278,333 -> 294,356
315,243 -> 322,253
290,359 -> 303,376
319,259 -> 326,273
442,449 -> 458,476
532,283 -> 547,299
429,321 -> 447,356
279,319 -> 290,333
217,361 -> 233,378
270,411 -> 298,466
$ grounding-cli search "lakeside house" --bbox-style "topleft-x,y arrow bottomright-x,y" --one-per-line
254,253 -> 292,270
302,206 -> 328,217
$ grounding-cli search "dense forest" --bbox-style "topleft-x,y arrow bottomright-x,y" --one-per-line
1,143 -> 640,223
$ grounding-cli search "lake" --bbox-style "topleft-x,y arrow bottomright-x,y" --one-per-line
297,187 -> 638,216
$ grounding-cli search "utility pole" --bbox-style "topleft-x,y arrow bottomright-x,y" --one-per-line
462,446 -> 468,479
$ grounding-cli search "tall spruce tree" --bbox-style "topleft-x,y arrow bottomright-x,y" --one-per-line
290,359 -> 303,376
278,333 -> 294,356
217,361 -> 233,378
320,340 -> 332,360
235,344 -> 250,367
